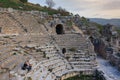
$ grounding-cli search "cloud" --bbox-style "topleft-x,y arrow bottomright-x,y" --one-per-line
101,0 -> 120,10
29,0 -> 120,18
57,0 -> 120,18
54,0 -> 102,11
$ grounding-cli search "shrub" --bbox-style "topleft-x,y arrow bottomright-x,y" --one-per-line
3,36 -> 10,38
20,0 -> 27,3
116,53 -> 120,57
13,52 -> 17,55
24,77 -> 32,80
43,52 -> 46,58
69,48 -> 76,52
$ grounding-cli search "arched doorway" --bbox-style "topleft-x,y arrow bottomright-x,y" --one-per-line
56,24 -> 64,34
0,27 -> 2,33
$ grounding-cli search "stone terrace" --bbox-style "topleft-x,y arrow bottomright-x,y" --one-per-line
65,50 -> 96,75
53,33 -> 94,53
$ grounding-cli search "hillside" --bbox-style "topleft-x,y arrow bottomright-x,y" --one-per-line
0,0 -> 69,15
90,18 -> 120,27
0,0 -> 41,10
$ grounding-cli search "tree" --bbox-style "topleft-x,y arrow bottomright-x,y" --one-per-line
57,6 -> 68,12
46,0 -> 55,8
20,0 -> 28,3
57,6 -> 70,16
35,3 -> 41,7
57,6 -> 63,12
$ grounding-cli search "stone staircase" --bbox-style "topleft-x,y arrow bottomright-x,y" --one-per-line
53,34 -> 95,54
13,12 -> 48,35
66,50 -> 96,75
0,13 -> 23,35
53,34 -> 87,49
9,44 -> 73,80
37,44 -> 72,77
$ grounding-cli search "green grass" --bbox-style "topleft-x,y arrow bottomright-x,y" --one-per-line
0,0 -> 70,16
90,22 -> 103,33
0,0 -> 42,10
95,23 -> 103,32
64,75 -> 94,80
69,48 -> 76,52
13,52 -> 17,55
80,17 -> 89,26
116,28 -> 120,35
66,21 -> 73,26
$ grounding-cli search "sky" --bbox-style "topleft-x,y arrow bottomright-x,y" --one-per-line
29,0 -> 120,19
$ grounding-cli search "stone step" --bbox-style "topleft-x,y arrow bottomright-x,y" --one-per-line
1,55 -> 24,70
0,53 -> 11,61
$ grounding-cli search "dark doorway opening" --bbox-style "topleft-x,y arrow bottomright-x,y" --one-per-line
0,27 -> 2,33
56,24 -> 64,34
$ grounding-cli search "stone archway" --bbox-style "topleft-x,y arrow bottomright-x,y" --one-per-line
56,24 -> 64,34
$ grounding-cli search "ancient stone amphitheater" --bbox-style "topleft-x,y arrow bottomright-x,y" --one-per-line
0,8 -> 96,80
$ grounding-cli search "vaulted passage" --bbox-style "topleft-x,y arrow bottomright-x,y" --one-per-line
56,24 -> 64,34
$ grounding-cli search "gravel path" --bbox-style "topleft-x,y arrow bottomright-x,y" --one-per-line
97,57 -> 120,80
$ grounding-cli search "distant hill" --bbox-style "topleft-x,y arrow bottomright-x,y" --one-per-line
89,18 -> 120,27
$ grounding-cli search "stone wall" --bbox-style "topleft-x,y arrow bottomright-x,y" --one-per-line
61,72 -> 79,80
109,53 -> 120,69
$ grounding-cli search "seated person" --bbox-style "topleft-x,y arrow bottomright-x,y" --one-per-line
27,64 -> 32,72
22,60 -> 29,70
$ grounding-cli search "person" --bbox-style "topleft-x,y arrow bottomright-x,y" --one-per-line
22,60 -> 32,72
22,60 -> 29,70
62,48 -> 66,54
27,64 -> 32,72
